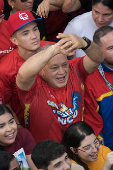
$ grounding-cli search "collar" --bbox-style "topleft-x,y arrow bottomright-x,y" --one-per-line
101,62 -> 113,72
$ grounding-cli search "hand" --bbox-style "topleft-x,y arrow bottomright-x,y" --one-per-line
57,33 -> 87,50
103,152 -> 113,170
36,0 -> 51,18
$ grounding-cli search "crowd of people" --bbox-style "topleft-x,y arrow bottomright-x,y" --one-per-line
0,0 -> 113,169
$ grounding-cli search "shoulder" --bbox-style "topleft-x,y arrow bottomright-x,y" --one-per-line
71,163 -> 85,170
64,12 -> 92,34
69,57 -> 84,67
17,127 -> 31,136
99,145 -> 111,156
85,68 -> 101,86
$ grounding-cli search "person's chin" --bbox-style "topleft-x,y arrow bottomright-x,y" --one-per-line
96,22 -> 105,28
56,82 -> 67,88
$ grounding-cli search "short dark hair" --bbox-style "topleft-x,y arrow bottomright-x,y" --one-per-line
92,0 -> 113,10
0,105 -> 13,117
0,150 -> 15,170
62,121 -> 94,170
93,26 -> 113,45
31,139 -> 66,169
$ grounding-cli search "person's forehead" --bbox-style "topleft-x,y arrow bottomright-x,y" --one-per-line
48,54 -> 68,66
80,134 -> 96,147
92,3 -> 113,13
100,31 -> 113,45
17,21 -> 37,33
50,152 -> 67,166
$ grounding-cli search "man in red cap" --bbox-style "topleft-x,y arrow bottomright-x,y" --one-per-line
0,10 -> 53,126
0,0 -> 16,59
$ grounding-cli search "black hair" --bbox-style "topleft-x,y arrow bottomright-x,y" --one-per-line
93,26 -> 113,45
31,139 -> 66,170
0,150 -> 15,170
62,121 -> 94,170
0,105 -> 13,117
92,0 -> 113,10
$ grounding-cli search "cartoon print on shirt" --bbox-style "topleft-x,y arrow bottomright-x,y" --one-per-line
47,91 -> 82,125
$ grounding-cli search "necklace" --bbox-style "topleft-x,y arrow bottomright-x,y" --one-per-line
98,64 -> 113,91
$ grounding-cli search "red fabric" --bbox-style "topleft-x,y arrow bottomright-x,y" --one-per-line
0,41 -> 52,126
18,57 -> 89,143
3,128 -> 36,155
0,20 -> 16,59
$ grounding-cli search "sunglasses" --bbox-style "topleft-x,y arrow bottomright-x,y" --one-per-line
21,0 -> 27,2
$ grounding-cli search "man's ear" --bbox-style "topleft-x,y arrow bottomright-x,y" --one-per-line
70,147 -> 77,154
10,36 -> 18,46
8,0 -> 14,8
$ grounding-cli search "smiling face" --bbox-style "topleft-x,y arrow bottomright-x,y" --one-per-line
48,153 -> 71,170
76,134 -> 99,163
0,112 -> 17,146
100,31 -> 113,68
92,3 -> 113,28
41,54 -> 69,88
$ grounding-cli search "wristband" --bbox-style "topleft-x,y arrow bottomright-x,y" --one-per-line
81,37 -> 91,50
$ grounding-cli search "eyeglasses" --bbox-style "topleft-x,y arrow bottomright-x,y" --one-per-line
21,0 -> 27,3
76,137 -> 103,154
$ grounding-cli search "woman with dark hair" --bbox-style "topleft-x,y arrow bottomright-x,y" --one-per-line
0,150 -> 20,170
64,0 -> 113,58
62,121 -> 113,170
0,104 -> 37,170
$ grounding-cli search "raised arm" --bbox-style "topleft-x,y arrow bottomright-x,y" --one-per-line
57,33 -> 104,74
36,0 -> 63,18
16,42 -> 75,91
62,0 -> 81,13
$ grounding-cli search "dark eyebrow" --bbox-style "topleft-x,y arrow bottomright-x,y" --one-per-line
33,25 -> 38,29
53,161 -> 61,168
0,123 -> 5,126
21,30 -> 29,34
0,118 -> 14,126
82,144 -> 91,149
82,138 -> 97,148
9,118 -> 14,122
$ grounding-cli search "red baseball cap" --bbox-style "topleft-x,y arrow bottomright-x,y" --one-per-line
0,0 -> 4,16
7,11 -> 42,37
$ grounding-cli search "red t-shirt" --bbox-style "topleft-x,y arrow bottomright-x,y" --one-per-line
0,41 -> 52,126
0,20 -> 16,59
18,57 -> 89,143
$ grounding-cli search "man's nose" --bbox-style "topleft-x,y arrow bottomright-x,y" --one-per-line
58,67 -> 65,74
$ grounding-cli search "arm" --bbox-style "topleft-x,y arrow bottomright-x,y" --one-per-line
62,0 -> 81,13
36,0 -> 62,18
57,33 -> 104,74
16,42 -> 75,91
102,152 -> 113,170
26,155 -> 38,170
